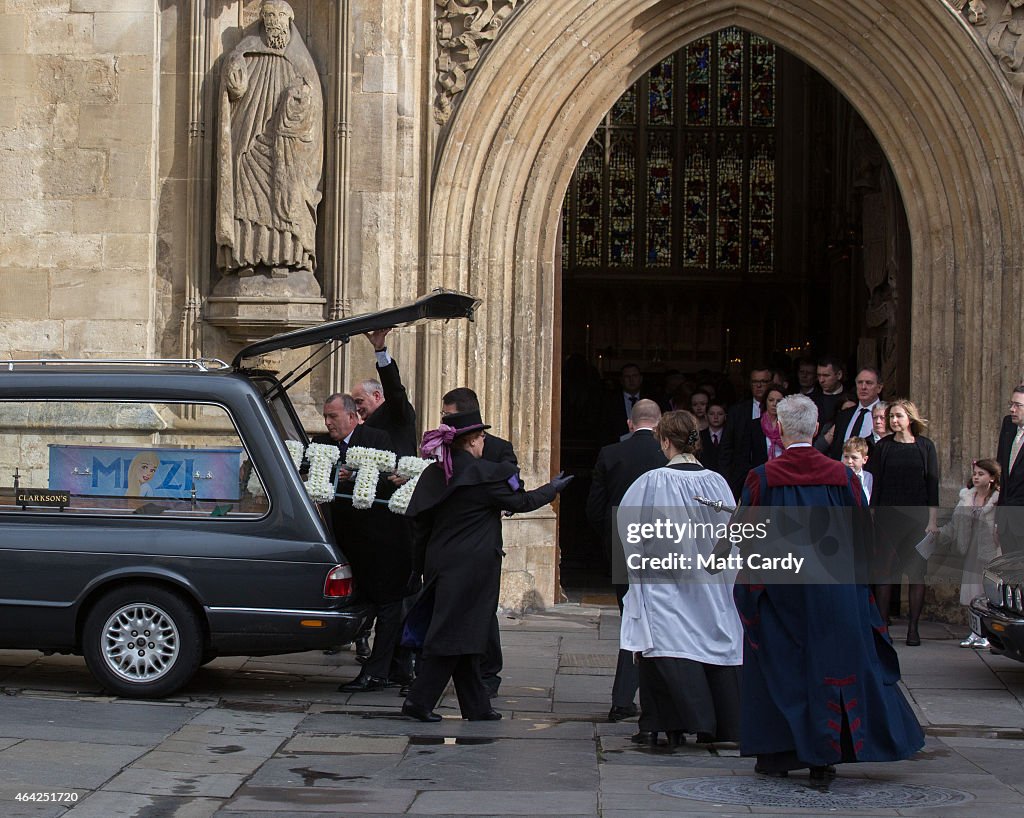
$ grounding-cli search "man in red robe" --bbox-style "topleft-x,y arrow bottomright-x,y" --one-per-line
735,394 -> 923,780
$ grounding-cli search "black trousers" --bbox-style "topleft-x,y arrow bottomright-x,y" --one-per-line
480,614 -> 503,695
362,599 -> 403,680
406,653 -> 490,718
611,583 -> 639,708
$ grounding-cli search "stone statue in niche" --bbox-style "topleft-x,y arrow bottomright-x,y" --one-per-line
215,0 -> 323,281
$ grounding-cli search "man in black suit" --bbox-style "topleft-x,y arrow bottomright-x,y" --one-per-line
586,399 -> 667,722
719,366 -> 772,497
313,394 -> 415,692
602,363 -> 646,443
828,367 -> 883,460
997,386 -> 1024,555
352,328 -> 418,457
440,387 -> 517,697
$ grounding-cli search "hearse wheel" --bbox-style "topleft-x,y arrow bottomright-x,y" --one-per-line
83,584 -> 202,698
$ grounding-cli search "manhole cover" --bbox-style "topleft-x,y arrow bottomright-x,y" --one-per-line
650,776 -> 973,809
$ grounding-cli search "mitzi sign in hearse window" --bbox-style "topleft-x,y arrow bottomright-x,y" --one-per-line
0,401 -> 269,518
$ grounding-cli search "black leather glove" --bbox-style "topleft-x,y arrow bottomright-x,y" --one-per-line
550,471 -> 574,493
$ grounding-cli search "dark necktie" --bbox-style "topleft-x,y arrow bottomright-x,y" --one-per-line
851,407 -> 869,439
628,394 -> 638,407
712,432 -> 719,446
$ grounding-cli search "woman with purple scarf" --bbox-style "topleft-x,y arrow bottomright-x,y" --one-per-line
399,410 -> 572,722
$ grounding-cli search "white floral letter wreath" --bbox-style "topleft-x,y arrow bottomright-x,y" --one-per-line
345,446 -> 397,509
304,442 -> 341,504
388,456 -> 434,514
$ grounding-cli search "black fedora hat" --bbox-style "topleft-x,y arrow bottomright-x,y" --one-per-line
443,409 -> 491,437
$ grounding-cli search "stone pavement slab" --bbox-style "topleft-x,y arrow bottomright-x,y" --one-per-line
0,697 -> 193,745
408,790 -> 598,815
222,786 -> 417,813
66,792 -> 222,817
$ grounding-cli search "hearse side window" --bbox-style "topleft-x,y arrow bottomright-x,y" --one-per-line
0,401 -> 270,519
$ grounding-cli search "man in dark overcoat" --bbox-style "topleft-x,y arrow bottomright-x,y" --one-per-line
586,399 -> 666,722
352,328 -> 418,457
313,393 -> 414,691
996,385 -> 1024,555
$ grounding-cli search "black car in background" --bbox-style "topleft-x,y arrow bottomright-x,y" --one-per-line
969,553 -> 1024,662
0,291 -> 479,697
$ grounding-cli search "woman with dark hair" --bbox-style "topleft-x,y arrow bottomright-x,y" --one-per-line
867,399 -> 940,646
618,410 -> 742,747
750,384 -> 787,467
400,411 -> 571,722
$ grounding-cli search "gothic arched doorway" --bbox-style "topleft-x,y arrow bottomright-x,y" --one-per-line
427,0 -> 1024,609
555,29 -> 913,588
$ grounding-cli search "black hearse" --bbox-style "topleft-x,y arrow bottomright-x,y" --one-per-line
0,291 -> 479,697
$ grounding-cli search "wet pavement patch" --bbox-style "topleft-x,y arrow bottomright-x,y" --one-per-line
649,776 -> 973,809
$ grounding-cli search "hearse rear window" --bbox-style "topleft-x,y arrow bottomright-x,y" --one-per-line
0,401 -> 269,518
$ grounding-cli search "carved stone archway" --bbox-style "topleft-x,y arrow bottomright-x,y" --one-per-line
426,0 -> 1024,605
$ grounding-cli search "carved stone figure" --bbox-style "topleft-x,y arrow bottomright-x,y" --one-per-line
434,0 -> 523,124
216,0 -> 323,278
985,0 -> 1024,94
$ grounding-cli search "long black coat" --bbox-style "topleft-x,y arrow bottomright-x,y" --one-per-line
365,359 -> 418,457
315,425 -> 414,604
405,450 -> 555,656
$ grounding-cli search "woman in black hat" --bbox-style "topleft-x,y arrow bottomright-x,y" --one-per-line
400,410 -> 572,722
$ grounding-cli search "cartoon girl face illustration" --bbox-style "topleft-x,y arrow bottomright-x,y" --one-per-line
126,452 -> 160,497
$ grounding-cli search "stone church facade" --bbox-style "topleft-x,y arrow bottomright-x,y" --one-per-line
2,0 -> 1024,608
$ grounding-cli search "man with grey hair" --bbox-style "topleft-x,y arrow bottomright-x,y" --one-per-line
351,329 -> 417,457
732,392 -> 923,779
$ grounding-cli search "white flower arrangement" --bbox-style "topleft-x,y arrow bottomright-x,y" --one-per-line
245,469 -> 265,498
304,442 -> 341,504
285,439 -> 305,472
388,456 -> 434,514
345,446 -> 397,510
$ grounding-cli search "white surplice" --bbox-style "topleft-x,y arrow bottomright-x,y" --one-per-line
618,460 -> 743,666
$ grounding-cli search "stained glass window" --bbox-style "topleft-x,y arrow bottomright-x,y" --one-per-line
561,27 -> 777,277
575,138 -> 603,266
686,38 -> 712,126
682,133 -> 710,267
648,58 -> 674,125
608,133 -> 636,266
646,133 -> 673,265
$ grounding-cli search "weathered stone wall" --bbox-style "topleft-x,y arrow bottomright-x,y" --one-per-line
1,0 -> 159,359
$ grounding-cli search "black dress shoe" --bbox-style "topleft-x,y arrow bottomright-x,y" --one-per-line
905,630 -> 921,646
754,765 -> 788,778
398,684 -> 411,697
355,635 -> 372,663
338,674 -> 389,692
466,709 -> 502,721
608,704 -> 638,722
666,730 -> 686,747
402,701 -> 442,722
809,765 -> 837,781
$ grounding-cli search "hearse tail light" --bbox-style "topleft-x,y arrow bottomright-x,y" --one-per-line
324,564 -> 354,598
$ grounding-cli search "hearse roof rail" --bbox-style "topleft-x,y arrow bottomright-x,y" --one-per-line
3,358 -> 231,372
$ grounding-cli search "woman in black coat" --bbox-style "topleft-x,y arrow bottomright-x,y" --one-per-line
401,410 -> 570,722
866,398 -> 940,646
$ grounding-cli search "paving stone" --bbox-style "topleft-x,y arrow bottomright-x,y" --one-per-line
222,786 -> 416,813
64,792 -> 222,817
282,735 -> 408,754
296,711 -> 594,739
101,768 -> 248,798
909,689 -> 1024,727
246,752 -> 404,787
187,708 -> 305,736
0,697 -> 191,745
410,790 -> 598,814
129,749 -> 268,776
553,673 -> 615,704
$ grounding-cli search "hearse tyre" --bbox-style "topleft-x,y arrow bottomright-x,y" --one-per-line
82,584 -> 203,698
